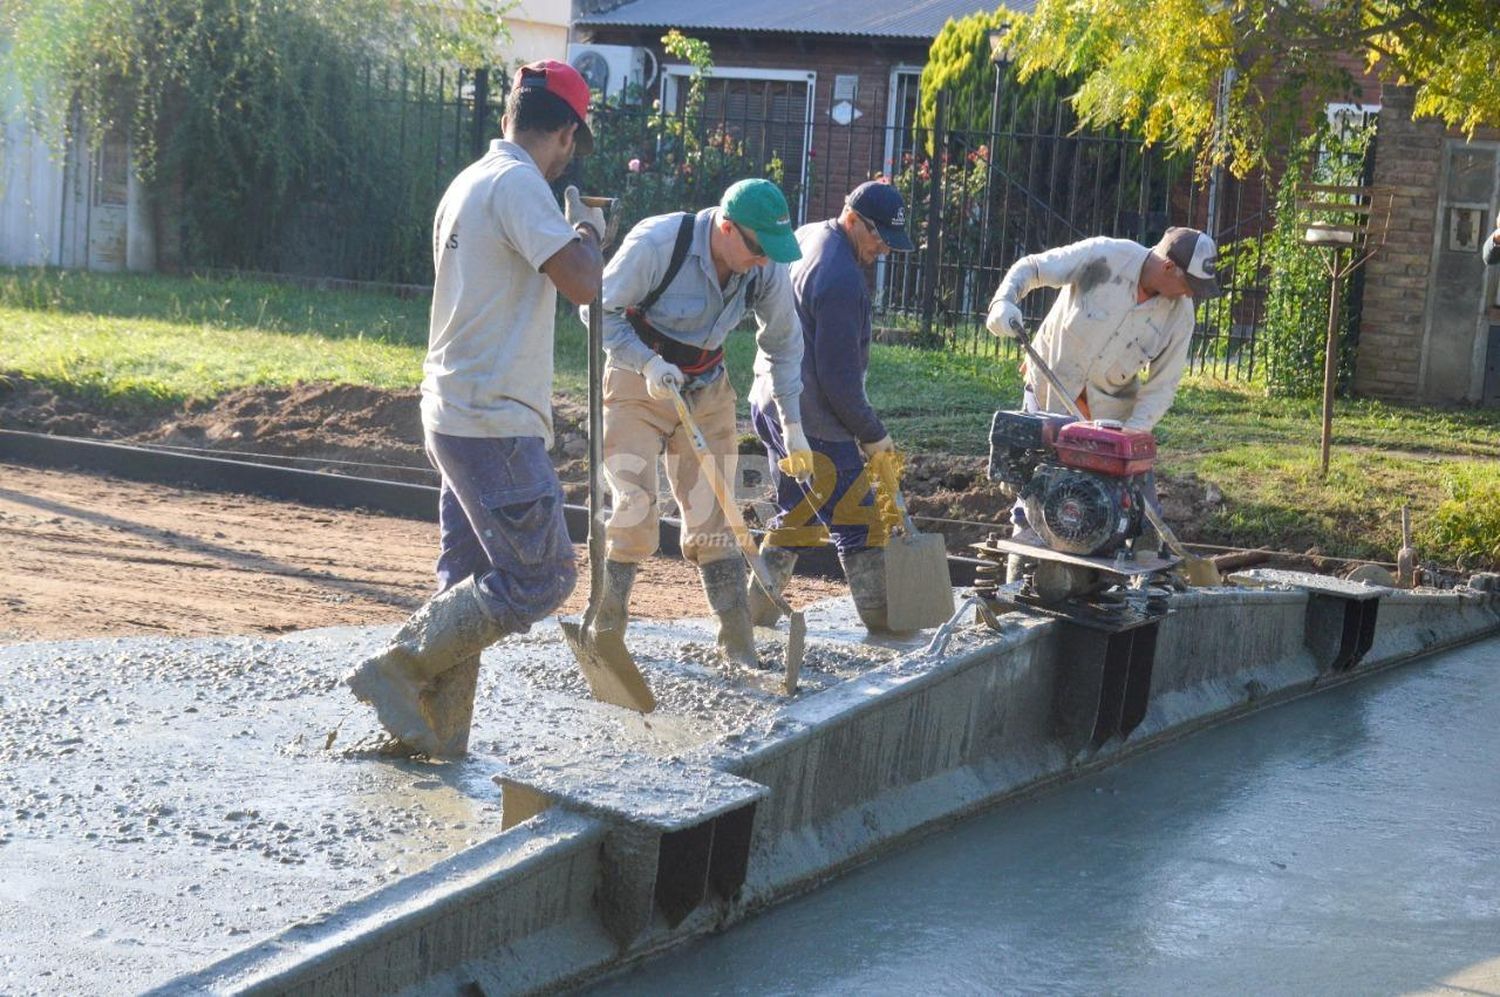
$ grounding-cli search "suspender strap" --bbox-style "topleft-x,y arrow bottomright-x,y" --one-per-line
625,212 -> 726,376
638,212 -> 695,312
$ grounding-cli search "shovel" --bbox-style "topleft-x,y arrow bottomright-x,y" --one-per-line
560,198 -> 656,713
1007,317 -> 1221,587
666,384 -> 806,694
869,453 -> 957,631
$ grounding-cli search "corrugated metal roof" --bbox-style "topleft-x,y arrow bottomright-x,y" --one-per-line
576,0 -> 1034,40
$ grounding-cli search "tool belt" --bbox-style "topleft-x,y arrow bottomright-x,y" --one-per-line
625,308 -> 724,377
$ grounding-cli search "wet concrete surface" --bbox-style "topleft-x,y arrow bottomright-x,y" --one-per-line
593,634 -> 1500,996
0,603 -> 901,996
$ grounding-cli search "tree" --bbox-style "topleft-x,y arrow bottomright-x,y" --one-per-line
960,0 -> 1499,176
1,0 -> 510,279
1,0 -> 508,177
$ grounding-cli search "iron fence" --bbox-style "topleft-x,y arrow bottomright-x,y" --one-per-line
182,64 -> 507,286
193,61 -> 1373,385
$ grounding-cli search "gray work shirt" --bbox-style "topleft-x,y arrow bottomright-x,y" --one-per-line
586,207 -> 803,424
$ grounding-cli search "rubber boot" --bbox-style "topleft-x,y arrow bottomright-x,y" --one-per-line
423,654 -> 480,757
840,547 -> 892,632
700,557 -> 759,668
747,543 -> 799,626
589,559 -> 637,637
344,576 -> 506,757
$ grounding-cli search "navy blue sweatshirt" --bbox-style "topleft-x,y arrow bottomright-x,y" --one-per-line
753,220 -> 886,445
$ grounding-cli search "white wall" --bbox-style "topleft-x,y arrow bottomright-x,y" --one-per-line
0,73 -> 66,267
496,0 -> 571,64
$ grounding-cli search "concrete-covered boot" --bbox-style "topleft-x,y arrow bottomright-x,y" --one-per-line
700,557 -> 759,668
747,543 -> 799,626
589,559 -> 637,636
422,654 -> 481,757
840,546 -> 893,633
344,576 -> 506,756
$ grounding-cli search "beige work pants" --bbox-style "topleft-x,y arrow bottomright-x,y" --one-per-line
602,367 -> 740,566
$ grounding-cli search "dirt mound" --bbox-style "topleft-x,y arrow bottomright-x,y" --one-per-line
0,375 -> 596,490
0,375 -> 1220,551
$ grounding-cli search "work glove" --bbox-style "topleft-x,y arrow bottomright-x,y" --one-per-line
563,186 -> 607,246
642,354 -> 685,401
778,421 -> 816,484
866,450 -> 905,530
985,299 -> 1024,339
858,434 -> 895,458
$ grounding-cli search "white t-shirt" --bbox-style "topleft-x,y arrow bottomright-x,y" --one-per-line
420,140 -> 578,446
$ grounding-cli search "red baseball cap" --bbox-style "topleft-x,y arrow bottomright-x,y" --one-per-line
516,60 -> 594,155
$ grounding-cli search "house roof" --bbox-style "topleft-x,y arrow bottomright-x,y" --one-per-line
576,0 -> 1035,41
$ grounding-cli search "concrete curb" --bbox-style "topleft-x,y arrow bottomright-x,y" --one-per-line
159,576 -> 1500,995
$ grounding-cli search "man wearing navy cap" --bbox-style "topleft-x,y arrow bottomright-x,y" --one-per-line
345,59 -> 605,757
748,180 -> 916,633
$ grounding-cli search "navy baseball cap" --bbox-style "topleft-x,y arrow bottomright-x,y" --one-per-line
846,181 -> 914,252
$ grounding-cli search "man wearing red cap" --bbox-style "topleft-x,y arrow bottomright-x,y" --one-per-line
345,60 -> 606,757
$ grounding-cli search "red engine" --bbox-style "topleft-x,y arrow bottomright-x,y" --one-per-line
1053,421 -> 1156,477
987,411 -> 1157,557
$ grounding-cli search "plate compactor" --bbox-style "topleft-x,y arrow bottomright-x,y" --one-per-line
973,410 -> 1179,619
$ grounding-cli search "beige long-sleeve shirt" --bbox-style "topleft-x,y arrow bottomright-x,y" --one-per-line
991,236 -> 1196,430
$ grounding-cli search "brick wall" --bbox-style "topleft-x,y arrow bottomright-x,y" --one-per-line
1352,84 -> 1445,401
579,27 -> 929,221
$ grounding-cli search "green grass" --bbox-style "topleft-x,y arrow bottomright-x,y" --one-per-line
3,266 -> 1498,567
0,267 -> 431,411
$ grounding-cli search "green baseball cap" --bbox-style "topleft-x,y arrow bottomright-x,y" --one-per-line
720,178 -> 801,264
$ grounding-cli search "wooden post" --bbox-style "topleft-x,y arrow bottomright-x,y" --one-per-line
1320,265 -> 1343,477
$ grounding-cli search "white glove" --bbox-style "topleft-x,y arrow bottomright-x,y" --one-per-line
564,186 -> 606,245
779,421 -> 815,484
642,354 -> 684,400
985,299 -> 1024,339
858,434 -> 895,458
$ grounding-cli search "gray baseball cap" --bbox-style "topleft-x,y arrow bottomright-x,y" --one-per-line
1155,226 -> 1221,299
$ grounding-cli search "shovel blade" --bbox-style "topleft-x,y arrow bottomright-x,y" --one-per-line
783,612 -> 806,694
884,531 -> 957,631
1181,557 -> 1222,588
559,618 -> 656,713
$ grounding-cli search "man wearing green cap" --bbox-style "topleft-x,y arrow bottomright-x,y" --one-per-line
584,178 -> 811,668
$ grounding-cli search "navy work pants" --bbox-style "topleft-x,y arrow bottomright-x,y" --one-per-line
425,431 -> 576,632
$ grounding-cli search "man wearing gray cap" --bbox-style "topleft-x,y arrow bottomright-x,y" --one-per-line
985,226 -> 1219,431
747,180 -> 916,632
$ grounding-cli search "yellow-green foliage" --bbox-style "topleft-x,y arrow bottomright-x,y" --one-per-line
915,9 -> 1012,145
1427,466 -> 1500,568
987,0 -> 1499,177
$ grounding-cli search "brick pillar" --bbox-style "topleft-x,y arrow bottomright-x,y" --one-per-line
1352,84 -> 1445,401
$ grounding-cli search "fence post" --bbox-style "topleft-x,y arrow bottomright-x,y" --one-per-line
920,90 -> 947,344
471,68 -> 490,160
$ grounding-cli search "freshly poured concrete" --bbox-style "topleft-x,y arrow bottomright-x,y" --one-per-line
595,634 -> 1500,996
3,578 -> 1498,995
0,607 -> 907,996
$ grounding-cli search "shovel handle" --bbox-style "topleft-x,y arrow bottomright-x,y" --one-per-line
667,386 -> 795,616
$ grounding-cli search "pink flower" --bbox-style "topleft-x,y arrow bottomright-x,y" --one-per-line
628,158 -> 642,173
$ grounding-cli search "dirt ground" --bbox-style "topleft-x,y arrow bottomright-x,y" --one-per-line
0,461 -> 847,643
0,375 -> 1222,643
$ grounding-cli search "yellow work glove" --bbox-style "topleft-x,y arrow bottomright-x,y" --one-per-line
866,449 -> 905,530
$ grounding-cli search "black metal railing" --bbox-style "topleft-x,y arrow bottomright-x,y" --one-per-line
180,61 -> 1373,384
